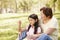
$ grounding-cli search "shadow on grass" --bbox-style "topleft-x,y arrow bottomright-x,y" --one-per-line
58,37 -> 60,40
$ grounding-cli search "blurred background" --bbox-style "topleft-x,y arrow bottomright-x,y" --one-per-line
0,0 -> 60,40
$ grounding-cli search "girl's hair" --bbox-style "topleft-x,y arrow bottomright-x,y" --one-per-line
28,14 -> 43,34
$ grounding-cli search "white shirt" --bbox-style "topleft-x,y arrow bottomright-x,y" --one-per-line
27,26 -> 41,35
41,16 -> 58,40
23,26 -> 41,40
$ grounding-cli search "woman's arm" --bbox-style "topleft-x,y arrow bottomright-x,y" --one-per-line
44,28 -> 56,35
30,28 -> 56,39
28,33 -> 41,39
31,28 -> 56,39
32,34 -> 41,38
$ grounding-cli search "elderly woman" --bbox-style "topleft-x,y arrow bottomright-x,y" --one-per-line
37,7 -> 58,40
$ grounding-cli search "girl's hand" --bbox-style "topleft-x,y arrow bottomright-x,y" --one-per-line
18,20 -> 22,32
19,20 -> 21,26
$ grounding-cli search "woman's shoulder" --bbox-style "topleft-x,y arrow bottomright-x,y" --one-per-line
51,16 -> 58,22
48,16 -> 58,28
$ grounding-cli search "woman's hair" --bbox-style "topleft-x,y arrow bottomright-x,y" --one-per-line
40,7 -> 53,18
28,14 -> 43,34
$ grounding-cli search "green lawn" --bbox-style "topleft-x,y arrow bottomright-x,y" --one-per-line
54,13 -> 60,40
0,13 -> 29,40
0,13 -> 60,40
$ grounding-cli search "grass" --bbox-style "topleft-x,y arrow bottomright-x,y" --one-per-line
0,13 -> 29,40
54,13 -> 60,40
0,13 -> 60,40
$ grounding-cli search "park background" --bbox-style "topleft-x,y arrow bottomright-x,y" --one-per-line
0,0 -> 60,40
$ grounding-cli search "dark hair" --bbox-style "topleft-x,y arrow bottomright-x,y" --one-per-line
28,14 -> 43,34
40,7 -> 53,18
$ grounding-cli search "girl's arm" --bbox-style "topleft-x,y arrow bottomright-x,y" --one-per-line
29,27 -> 42,39
31,28 -> 56,39
18,21 -> 27,34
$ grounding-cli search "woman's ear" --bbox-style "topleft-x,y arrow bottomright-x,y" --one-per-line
47,16 -> 51,19
36,19 -> 38,22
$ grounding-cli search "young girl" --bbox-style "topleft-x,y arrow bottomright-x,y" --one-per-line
18,14 -> 43,40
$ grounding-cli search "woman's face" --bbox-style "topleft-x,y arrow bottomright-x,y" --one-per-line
28,18 -> 37,26
40,11 -> 47,21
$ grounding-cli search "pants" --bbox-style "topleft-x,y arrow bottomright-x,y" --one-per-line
19,30 -> 27,40
19,31 -> 52,40
36,33 -> 52,40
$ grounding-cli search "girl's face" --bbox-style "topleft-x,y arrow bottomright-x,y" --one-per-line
28,18 -> 37,26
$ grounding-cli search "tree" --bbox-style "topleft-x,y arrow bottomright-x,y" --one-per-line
56,0 -> 60,11
45,0 -> 57,12
18,0 -> 33,13
0,0 -> 2,13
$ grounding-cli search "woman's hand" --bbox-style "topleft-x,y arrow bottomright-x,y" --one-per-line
30,34 -> 41,39
27,32 -> 39,39
26,32 -> 33,39
27,34 -> 38,40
